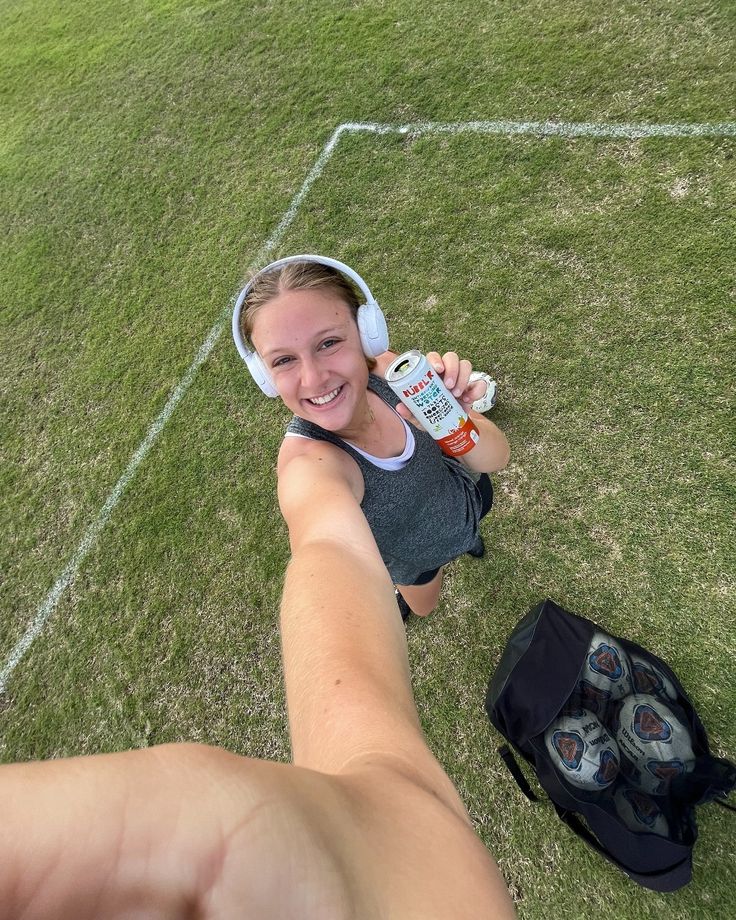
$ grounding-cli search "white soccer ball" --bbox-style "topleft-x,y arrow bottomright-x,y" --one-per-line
614,694 -> 695,795
629,652 -> 678,703
545,707 -> 620,791
581,631 -> 632,702
613,785 -> 670,837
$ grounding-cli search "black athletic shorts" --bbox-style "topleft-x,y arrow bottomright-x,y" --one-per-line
409,474 -> 494,586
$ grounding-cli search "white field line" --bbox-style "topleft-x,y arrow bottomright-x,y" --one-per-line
2,116 -> 735,694
341,119 -> 736,137
0,125 -> 345,695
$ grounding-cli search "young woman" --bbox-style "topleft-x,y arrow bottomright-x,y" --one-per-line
236,256 -> 510,618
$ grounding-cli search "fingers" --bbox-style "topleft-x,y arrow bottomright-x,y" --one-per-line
426,352 -> 444,375
394,401 -> 413,420
430,352 -> 470,396
462,377 -> 487,410
426,351 -> 480,406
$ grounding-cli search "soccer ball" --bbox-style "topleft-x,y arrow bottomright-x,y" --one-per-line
614,694 -> 695,795
613,785 -> 670,837
629,652 -> 678,703
582,631 -> 632,702
545,708 -> 620,791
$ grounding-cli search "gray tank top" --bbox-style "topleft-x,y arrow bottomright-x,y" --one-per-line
286,375 -> 483,584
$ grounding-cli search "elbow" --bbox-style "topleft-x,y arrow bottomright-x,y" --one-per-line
498,437 -> 510,470
463,435 -> 510,475
470,416 -> 509,473
481,431 -> 511,473
484,434 -> 510,473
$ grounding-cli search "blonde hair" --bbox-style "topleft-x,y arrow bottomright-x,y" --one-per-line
240,261 -> 377,370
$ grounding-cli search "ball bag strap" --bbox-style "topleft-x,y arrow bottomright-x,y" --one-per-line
716,799 -> 736,813
551,804 -> 693,893
498,745 -> 539,803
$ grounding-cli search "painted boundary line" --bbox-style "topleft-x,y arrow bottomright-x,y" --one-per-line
342,119 -> 736,137
2,117 -> 735,694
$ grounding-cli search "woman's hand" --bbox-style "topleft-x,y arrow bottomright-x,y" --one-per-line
427,351 -> 487,410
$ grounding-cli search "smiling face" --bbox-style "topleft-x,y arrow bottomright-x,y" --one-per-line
250,287 -> 371,433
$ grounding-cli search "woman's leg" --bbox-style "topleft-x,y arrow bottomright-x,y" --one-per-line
396,567 -> 444,618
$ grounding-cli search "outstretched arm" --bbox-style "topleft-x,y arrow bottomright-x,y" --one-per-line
278,450 -> 515,915
0,451 -> 515,919
279,511 -> 516,918
278,447 -> 470,811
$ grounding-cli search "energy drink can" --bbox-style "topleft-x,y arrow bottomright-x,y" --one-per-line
384,350 -> 479,457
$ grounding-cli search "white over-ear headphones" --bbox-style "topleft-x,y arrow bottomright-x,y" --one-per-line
232,254 -> 389,397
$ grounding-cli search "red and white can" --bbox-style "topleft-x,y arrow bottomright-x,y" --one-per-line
384,350 -> 479,457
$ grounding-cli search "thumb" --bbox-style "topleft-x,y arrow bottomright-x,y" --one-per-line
394,402 -> 413,421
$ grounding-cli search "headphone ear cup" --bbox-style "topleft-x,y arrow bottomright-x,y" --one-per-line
245,352 -> 279,398
357,302 -> 389,357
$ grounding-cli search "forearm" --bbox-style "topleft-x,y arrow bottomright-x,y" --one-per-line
280,537 -> 476,828
461,410 -> 510,473
281,538 -> 423,772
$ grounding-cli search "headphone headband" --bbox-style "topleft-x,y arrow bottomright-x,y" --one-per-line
232,254 -> 378,361
232,254 -> 389,397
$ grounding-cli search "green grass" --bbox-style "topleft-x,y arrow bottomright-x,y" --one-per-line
1,1 -> 735,916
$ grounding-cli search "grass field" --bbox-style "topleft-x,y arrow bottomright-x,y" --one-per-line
1,0 -> 735,916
